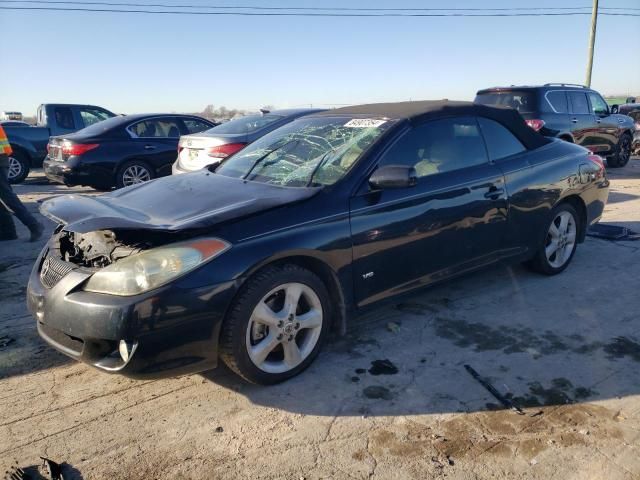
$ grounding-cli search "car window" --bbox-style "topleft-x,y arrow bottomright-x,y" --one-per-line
217,116 -> 392,187
568,92 -> 590,114
79,108 -> 114,128
546,91 -> 569,113
184,118 -> 212,134
129,118 -> 181,138
588,92 -> 609,115
474,91 -> 537,113
202,114 -> 285,135
477,117 -> 525,161
54,107 -> 75,129
377,117 -> 488,178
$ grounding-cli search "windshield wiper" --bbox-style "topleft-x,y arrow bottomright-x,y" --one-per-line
306,149 -> 335,187
242,139 -> 299,181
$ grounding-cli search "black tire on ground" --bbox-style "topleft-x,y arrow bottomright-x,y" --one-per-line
115,160 -> 155,189
527,203 -> 580,276
7,149 -> 30,184
219,264 -> 332,385
607,133 -> 632,168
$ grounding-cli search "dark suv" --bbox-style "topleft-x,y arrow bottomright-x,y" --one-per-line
475,84 -> 635,167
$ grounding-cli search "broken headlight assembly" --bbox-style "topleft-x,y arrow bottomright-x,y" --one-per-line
83,238 -> 230,296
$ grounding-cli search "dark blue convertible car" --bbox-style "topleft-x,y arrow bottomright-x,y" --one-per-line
28,101 -> 609,384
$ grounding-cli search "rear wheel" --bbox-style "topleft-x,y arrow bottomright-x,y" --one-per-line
607,133 -> 632,168
115,160 -> 155,188
528,203 -> 579,275
219,265 -> 331,384
7,150 -> 30,184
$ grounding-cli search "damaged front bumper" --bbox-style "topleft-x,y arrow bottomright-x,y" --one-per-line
26,243 -> 239,379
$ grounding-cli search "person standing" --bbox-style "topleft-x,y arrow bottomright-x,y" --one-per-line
0,125 -> 44,242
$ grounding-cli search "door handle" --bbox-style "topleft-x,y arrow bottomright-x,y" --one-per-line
571,118 -> 578,123
596,118 -> 602,123
484,186 -> 504,199
144,145 -> 156,150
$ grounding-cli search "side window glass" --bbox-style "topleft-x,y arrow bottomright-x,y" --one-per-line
54,107 -> 75,130
588,93 -> 609,115
378,117 -> 488,178
130,119 -> 181,138
568,92 -> 590,114
546,91 -> 568,113
478,118 -> 526,161
184,119 -> 212,134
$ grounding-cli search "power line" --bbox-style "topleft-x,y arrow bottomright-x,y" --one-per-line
1,0 -> 639,11
1,5 -> 639,16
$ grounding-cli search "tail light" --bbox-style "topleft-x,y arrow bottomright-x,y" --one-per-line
525,119 -> 546,132
62,143 -> 99,156
207,142 -> 247,159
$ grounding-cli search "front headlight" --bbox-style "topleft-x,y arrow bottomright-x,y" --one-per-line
84,237 -> 230,296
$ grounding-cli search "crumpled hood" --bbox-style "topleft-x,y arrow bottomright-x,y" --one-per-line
40,170 -> 319,233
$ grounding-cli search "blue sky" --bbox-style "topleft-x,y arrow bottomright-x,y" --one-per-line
1,0 -> 639,115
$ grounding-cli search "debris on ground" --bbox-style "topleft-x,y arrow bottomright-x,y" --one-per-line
0,336 -> 15,349
464,364 -> 524,415
386,321 -> 401,333
368,359 -> 399,375
215,426 -> 224,433
40,458 -> 63,480
587,223 -> 640,241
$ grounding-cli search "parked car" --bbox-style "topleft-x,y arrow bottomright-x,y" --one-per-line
1,111 -> 23,121
44,114 -> 216,190
29,101 -> 608,384
475,84 -> 635,167
172,108 -> 324,174
4,103 -> 116,183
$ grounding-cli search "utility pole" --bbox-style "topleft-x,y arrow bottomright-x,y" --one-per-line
585,0 -> 599,87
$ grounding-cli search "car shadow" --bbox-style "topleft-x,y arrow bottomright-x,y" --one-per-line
201,253 -> 640,417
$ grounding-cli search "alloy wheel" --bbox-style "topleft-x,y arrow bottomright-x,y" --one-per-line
545,211 -> 577,268
7,156 -> 22,181
122,165 -> 151,186
619,136 -> 631,165
245,282 -> 323,374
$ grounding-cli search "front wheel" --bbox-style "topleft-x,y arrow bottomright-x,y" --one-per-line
607,133 -> 632,168
7,151 -> 30,184
219,265 -> 331,384
528,204 -> 579,275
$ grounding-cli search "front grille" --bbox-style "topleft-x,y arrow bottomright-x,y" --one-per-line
40,256 -> 76,288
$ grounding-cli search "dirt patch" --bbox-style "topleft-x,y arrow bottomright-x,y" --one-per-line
432,316 -> 604,357
363,386 -> 394,400
603,336 -> 640,362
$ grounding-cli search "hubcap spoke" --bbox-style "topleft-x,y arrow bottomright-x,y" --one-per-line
251,302 -> 282,327
250,333 -> 280,366
296,309 -> 322,329
545,240 -> 559,258
548,223 -> 560,239
284,284 -> 302,316
282,341 -> 303,367
558,214 -> 569,234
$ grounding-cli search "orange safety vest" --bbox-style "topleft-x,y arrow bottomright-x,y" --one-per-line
0,125 -> 12,155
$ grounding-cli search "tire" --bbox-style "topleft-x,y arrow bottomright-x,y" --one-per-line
7,150 -> 30,184
528,203 -> 579,275
115,160 -> 155,189
219,264 -> 332,385
607,133 -> 632,168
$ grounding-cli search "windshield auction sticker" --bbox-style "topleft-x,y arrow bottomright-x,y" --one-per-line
344,119 -> 387,128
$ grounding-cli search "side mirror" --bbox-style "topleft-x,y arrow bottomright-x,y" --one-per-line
369,165 -> 418,190
611,105 -> 619,114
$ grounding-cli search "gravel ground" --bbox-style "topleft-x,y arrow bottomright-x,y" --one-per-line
1,161 -> 639,480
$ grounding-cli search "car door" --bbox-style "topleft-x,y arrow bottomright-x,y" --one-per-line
349,116 -> 509,308
50,106 -> 78,136
127,116 -> 182,177
587,91 -> 620,155
567,91 -> 597,149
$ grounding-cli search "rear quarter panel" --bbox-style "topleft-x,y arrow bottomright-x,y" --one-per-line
4,126 -> 51,164
499,139 -> 608,253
